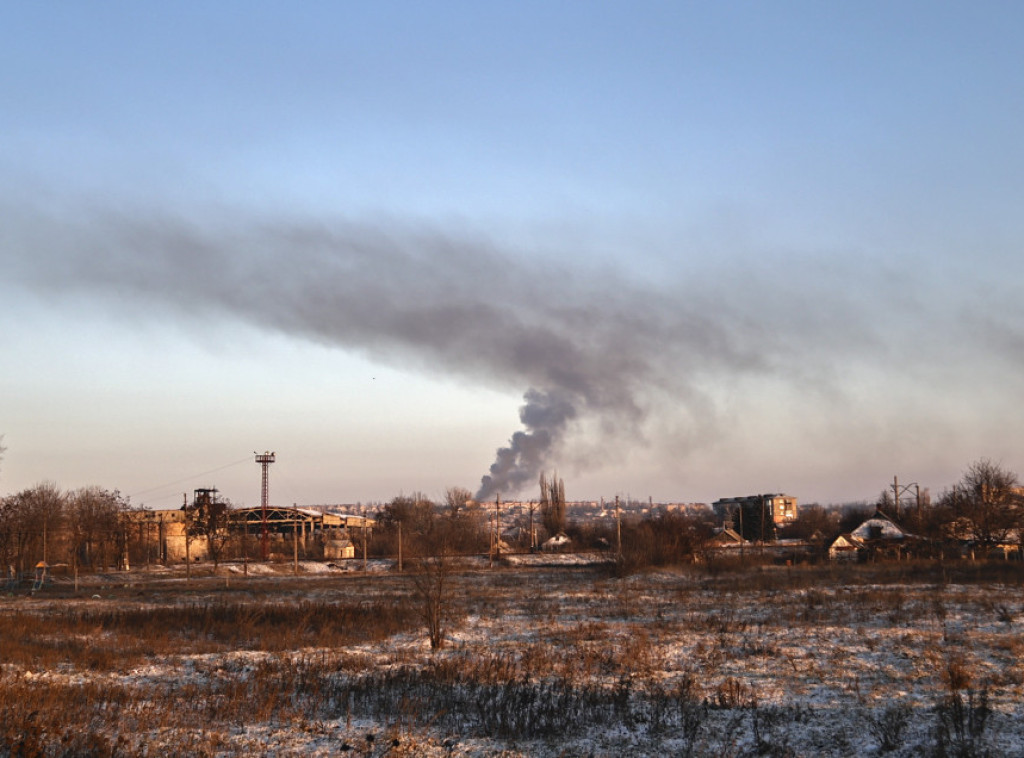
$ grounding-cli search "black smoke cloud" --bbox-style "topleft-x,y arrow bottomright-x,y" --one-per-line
476,387 -> 577,501
1,201 -> 893,498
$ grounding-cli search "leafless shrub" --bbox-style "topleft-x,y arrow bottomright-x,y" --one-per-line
933,689 -> 993,758
749,704 -> 797,758
737,635 -> 780,659
932,592 -> 948,627
695,607 -> 748,635
646,678 -> 707,746
676,689 -> 709,758
994,603 -> 1014,625
800,588 -> 831,621
409,551 -> 456,650
866,702 -> 913,753
941,651 -> 974,694
713,677 -> 755,709
885,589 -> 908,625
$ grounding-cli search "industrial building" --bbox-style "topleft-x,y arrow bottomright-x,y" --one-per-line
125,506 -> 374,563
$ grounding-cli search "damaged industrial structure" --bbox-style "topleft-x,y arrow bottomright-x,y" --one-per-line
125,494 -> 375,564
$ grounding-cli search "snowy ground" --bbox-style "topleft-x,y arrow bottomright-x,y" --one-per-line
3,560 -> 1023,756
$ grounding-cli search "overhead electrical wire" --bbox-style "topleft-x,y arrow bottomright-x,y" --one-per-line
129,456 -> 253,502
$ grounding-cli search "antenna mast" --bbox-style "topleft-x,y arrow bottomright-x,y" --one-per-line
255,451 -> 276,560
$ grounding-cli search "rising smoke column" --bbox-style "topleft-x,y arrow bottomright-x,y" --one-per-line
2,199 -> 879,500
475,387 -> 577,501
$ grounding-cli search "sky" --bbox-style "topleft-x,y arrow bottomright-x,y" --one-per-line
2,2 -> 1024,509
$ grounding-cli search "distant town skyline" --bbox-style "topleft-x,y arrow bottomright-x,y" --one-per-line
3,4 -> 1024,508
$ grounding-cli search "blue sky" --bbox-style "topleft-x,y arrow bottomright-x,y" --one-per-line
2,2 -> 1023,508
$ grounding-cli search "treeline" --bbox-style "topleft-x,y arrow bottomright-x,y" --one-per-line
4,458 -> 1022,575
620,458 -> 1024,570
0,483 -> 128,575
368,474 -> 574,558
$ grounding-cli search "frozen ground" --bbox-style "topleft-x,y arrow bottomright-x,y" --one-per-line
3,560 -> 1023,756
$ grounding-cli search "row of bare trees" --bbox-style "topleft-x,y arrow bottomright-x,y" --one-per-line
0,483 -> 129,576
773,459 -> 1024,560
370,473 -> 574,561
602,459 -> 1024,571
943,459 -> 1024,549
371,487 -> 489,558
3,457 -> 1022,578
883,459 -> 1024,557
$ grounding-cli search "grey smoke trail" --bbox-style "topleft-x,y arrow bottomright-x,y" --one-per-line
475,387 -> 577,501
0,200 -> 895,497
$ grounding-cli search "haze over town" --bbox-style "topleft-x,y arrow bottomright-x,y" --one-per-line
2,4 -> 1023,509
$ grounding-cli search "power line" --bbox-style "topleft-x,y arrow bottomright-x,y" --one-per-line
129,456 -> 252,500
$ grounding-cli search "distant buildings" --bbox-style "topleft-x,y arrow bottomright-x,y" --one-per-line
712,494 -> 798,526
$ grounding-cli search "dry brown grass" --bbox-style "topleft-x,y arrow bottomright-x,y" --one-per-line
1,561 -> 1023,755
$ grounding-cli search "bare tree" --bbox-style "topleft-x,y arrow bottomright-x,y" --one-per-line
441,486 -> 487,553
619,510 -> 715,570
0,483 -> 65,575
373,492 -> 437,556
940,459 -> 1024,553
779,504 -> 840,546
443,486 -> 473,517
539,471 -> 566,537
395,493 -> 464,649
0,495 -> 17,575
410,548 -> 455,650
66,487 -> 128,572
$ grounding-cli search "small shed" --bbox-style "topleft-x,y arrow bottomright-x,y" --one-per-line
827,534 -> 864,561
323,535 -> 355,560
542,532 -> 571,552
708,527 -> 745,548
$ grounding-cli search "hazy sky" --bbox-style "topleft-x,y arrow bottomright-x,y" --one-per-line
2,2 -> 1023,508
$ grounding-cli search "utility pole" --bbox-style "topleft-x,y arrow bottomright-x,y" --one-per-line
183,493 -> 191,583
254,452 -> 275,561
739,504 -> 745,559
494,494 -> 501,561
293,505 -> 299,575
242,515 -> 248,577
158,512 -> 166,566
892,476 -> 920,520
615,495 -> 622,560
760,494 -> 766,553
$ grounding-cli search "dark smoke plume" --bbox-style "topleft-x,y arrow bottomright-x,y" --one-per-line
475,388 -> 577,501
1,200 -> 895,498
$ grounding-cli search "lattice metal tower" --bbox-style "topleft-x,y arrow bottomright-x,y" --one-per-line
255,451 -> 275,561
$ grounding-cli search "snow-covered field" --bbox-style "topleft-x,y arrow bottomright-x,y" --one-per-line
2,559 -> 1022,756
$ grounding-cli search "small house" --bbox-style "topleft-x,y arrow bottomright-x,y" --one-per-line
829,509 -> 912,561
708,527 -> 745,548
827,533 -> 864,561
542,532 -> 571,552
